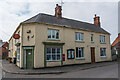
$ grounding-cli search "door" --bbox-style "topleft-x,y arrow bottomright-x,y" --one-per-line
26,49 -> 33,69
91,47 -> 95,63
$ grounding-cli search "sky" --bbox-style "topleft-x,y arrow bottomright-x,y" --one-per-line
0,0 -> 119,44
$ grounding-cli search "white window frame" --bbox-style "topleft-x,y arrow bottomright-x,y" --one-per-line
100,48 -> 106,57
75,32 -> 84,41
48,29 -> 59,40
17,47 -> 20,61
46,47 -> 61,61
76,47 -> 84,59
100,35 -> 105,43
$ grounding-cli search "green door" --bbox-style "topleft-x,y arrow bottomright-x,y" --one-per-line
26,49 -> 33,69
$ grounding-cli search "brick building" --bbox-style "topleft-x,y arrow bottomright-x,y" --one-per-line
0,40 -> 9,59
112,33 -> 120,57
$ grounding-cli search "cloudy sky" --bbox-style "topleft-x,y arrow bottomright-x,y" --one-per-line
0,0 -> 119,44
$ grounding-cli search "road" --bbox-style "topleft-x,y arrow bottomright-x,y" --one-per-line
2,62 -> 118,78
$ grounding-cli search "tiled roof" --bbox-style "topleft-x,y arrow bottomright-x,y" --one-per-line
112,33 -> 120,47
23,13 -> 110,34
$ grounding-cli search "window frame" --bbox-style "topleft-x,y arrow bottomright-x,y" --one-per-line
100,48 -> 106,57
67,49 -> 75,59
75,32 -> 84,41
46,47 -> 61,61
76,47 -> 84,59
17,47 -> 20,61
48,29 -> 59,40
91,34 -> 94,42
100,35 -> 105,43
18,31 -> 20,40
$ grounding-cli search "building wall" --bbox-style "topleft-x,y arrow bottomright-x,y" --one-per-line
9,25 -> 23,67
9,23 -> 112,68
33,23 -> 111,68
9,38 -> 13,58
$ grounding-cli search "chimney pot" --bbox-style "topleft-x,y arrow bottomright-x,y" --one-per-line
94,14 -> 101,27
95,14 -> 96,17
56,4 -> 58,6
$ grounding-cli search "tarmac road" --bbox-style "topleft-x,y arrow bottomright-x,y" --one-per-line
2,62 -> 118,78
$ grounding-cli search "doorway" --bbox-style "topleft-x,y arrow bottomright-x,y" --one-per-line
26,49 -> 33,69
91,47 -> 95,63
23,47 -> 34,69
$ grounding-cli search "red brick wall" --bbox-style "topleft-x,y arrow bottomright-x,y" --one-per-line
2,42 -> 9,59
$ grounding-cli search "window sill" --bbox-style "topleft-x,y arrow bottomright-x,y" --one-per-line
100,56 -> 107,58
100,42 -> 106,44
75,40 -> 85,43
47,39 -> 60,41
46,60 -> 61,62
76,57 -> 85,60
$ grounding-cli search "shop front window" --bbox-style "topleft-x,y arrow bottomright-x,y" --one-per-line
46,47 -> 61,61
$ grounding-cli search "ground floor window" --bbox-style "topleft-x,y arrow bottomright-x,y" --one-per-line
46,47 -> 61,61
17,47 -> 20,61
76,47 -> 84,58
100,48 -> 106,57
67,49 -> 75,59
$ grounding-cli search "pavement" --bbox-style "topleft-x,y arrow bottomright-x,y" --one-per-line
1,59 -> 118,75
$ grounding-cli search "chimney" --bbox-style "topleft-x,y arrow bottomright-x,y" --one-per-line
94,14 -> 101,27
55,4 -> 62,18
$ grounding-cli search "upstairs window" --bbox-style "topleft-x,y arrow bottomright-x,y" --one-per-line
18,31 -> 20,40
100,35 -> 105,43
48,29 -> 59,40
91,34 -> 94,42
75,32 -> 84,41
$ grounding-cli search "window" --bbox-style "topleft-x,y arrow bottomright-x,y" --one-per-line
48,29 -> 59,40
76,47 -> 84,58
75,32 -> 84,41
18,31 -> 20,40
91,34 -> 94,42
100,35 -> 105,43
67,49 -> 75,59
17,47 -> 20,61
100,48 -> 106,57
46,47 -> 61,61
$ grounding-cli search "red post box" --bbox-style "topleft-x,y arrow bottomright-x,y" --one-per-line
63,54 -> 65,61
